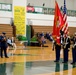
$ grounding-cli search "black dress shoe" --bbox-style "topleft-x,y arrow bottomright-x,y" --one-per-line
1,57 -> 3,58
54,60 -> 59,62
5,56 -> 9,58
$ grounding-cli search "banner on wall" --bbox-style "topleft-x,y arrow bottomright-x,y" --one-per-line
27,6 -> 35,12
34,7 -> 43,13
0,3 -> 12,11
26,6 -> 43,13
14,6 -> 26,35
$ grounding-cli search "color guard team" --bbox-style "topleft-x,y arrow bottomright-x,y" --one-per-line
53,30 -> 76,65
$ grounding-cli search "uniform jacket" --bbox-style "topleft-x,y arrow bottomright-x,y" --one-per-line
64,36 -> 70,49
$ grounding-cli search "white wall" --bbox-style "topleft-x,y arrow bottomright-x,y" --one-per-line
27,0 -> 51,7
26,13 -> 53,26
0,0 -> 76,27
27,13 -> 76,27
27,0 -> 74,10
74,0 -> 76,10
0,0 -> 12,4
0,11 -> 12,18
56,0 -> 74,10
0,11 -> 12,24
0,0 -> 75,10
0,10 -> 76,27
0,0 -> 13,24
0,17 -> 11,24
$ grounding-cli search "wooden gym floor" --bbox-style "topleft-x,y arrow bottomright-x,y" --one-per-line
0,45 -> 76,75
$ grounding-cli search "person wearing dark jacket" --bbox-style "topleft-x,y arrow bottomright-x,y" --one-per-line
62,35 -> 70,63
53,37 -> 61,62
0,32 -> 9,58
71,33 -> 76,64
0,35 -> 1,56
54,43 -> 61,62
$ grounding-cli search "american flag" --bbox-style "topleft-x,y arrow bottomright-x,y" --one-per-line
62,0 -> 68,35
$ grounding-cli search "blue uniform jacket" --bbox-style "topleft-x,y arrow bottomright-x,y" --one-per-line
0,35 -> 7,48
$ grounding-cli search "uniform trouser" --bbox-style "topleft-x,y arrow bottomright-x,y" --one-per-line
0,47 -> 1,56
55,49 -> 60,61
63,48 -> 68,62
72,48 -> 76,63
1,47 -> 7,57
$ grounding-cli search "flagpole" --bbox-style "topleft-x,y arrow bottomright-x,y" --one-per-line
55,0 -> 57,5
64,0 -> 67,14
64,0 -> 65,11
54,0 -> 55,6
62,0 -> 68,35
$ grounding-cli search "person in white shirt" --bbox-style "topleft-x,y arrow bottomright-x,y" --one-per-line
11,37 -> 16,50
7,38 -> 12,46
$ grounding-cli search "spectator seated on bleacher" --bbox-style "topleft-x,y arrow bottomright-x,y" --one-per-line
11,37 -> 16,50
31,32 -> 46,47
45,32 -> 50,39
45,32 -> 53,41
7,37 -> 16,50
40,31 -> 44,37
40,35 -> 46,47
38,32 -> 46,47
7,37 -> 13,47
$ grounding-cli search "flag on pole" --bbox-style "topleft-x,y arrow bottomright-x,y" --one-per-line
62,0 -> 68,35
52,1 -> 64,44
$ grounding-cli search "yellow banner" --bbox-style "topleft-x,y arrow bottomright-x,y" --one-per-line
14,6 -> 26,35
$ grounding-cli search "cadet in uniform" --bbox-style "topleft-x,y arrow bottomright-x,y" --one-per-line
54,41 -> 61,62
0,35 -> 1,56
53,37 -> 61,62
71,33 -> 76,64
62,34 -> 70,63
53,30 -> 64,62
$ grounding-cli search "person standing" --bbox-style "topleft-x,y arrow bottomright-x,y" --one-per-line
54,43 -> 61,62
0,35 -> 1,56
62,34 -> 70,63
71,33 -> 76,64
53,37 -> 61,62
1,32 -> 9,58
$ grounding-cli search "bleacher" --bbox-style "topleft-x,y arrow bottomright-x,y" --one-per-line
0,24 -> 24,48
31,25 -> 76,47
0,24 -> 13,37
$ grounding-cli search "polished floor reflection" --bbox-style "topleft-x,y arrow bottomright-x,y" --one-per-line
0,46 -> 76,75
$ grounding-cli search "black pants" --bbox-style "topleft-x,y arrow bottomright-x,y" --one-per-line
1,47 -> 7,57
0,47 -> 1,56
55,45 -> 61,61
72,48 -> 76,63
63,48 -> 68,62
55,49 -> 60,61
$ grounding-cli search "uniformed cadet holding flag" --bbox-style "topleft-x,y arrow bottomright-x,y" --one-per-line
62,34 -> 71,63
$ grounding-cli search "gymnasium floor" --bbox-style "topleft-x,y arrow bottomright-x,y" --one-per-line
0,46 -> 76,75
